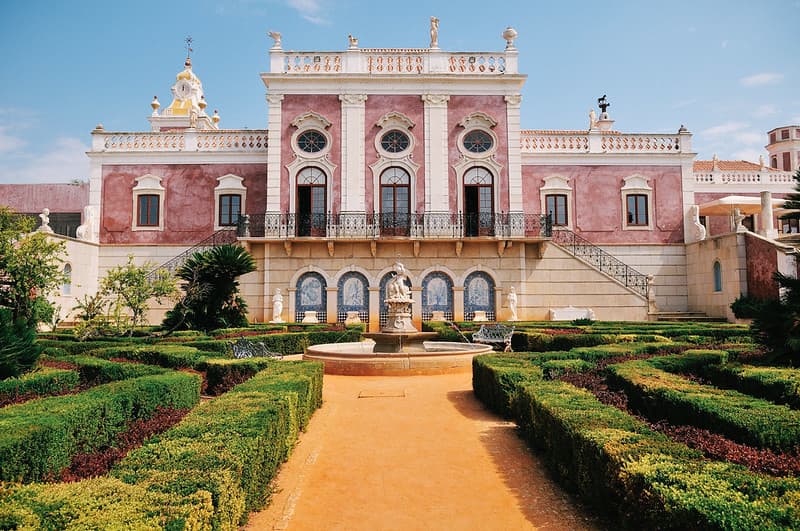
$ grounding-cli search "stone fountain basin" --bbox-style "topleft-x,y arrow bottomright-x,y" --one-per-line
303,340 -> 493,376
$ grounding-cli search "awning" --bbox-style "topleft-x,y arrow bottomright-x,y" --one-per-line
697,195 -> 785,216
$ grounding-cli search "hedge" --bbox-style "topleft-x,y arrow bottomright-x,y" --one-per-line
645,349 -> 729,374
473,354 -> 800,529
112,361 -> 323,530
56,355 -> 169,385
606,360 -> 800,451
89,344 -> 223,369
35,339 -> 126,356
185,329 -> 363,357
0,476 -> 213,530
0,367 -> 80,406
0,372 -> 201,482
702,364 -> 800,410
472,354 -> 543,418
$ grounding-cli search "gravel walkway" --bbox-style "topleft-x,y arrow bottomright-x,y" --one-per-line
244,372 -> 602,530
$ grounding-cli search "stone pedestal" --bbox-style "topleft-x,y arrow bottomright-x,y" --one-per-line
472,310 -> 488,322
344,311 -> 361,325
430,310 -> 446,321
302,311 -> 319,323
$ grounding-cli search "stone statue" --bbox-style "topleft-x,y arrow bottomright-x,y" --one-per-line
268,31 -> 282,48
75,205 -> 94,241
348,34 -> 358,48
598,94 -> 610,114
646,275 -> 657,314
507,287 -> 518,321
734,208 -> 747,232
386,262 -> 411,301
271,288 -> 285,323
429,16 -> 439,48
589,108 -> 597,130
38,208 -> 53,233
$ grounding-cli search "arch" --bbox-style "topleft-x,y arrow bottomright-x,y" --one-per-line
713,261 -> 722,292
464,271 -> 496,321
379,166 -> 412,236
296,166 -> 328,236
337,271 -> 369,323
421,271 -> 454,321
62,263 -> 72,296
295,272 -> 327,322
332,265 -> 376,287
463,166 -> 496,236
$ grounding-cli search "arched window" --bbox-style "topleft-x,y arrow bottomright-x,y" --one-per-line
463,167 -> 494,236
337,272 -> 369,323
62,264 -> 72,296
713,261 -> 722,292
380,167 -> 411,236
464,271 -> 495,321
296,167 -> 327,237
422,272 -> 454,321
296,272 -> 327,322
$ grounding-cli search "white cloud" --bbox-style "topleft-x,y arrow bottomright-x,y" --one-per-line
286,0 -> 329,25
752,104 -> 778,118
721,40 -> 729,49
734,131 -> 763,145
740,72 -> 784,87
672,99 -> 696,109
0,137 -> 88,184
0,126 -> 27,153
700,121 -> 749,137
732,148 -> 763,163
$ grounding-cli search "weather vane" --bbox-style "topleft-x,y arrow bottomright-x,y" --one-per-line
185,36 -> 193,57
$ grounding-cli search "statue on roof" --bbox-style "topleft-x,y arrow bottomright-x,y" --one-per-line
268,31 -> 282,49
348,34 -> 358,48
598,95 -> 610,114
430,16 -> 439,48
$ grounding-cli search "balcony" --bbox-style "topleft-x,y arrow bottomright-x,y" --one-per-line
237,212 -> 551,240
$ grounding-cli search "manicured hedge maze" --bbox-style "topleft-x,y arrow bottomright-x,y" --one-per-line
472,322 -> 800,530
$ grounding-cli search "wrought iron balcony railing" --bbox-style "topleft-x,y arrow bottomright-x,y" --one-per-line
237,212 -> 552,240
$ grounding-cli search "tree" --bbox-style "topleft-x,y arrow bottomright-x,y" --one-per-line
779,169 -> 800,223
0,207 -> 65,325
0,308 -> 39,379
751,272 -> 800,366
101,256 -> 177,335
163,244 -> 255,332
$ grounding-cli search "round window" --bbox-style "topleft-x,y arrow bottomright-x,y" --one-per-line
463,130 -> 494,153
380,130 -> 410,153
297,130 -> 327,153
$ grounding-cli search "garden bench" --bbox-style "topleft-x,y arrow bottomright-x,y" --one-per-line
472,324 -> 514,352
229,337 -> 283,360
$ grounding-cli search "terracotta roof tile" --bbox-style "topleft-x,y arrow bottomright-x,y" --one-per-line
693,160 -> 774,171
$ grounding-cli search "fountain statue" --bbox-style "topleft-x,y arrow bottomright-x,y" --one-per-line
303,261 -> 492,373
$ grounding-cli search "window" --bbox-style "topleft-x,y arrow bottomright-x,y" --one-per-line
770,132 -> 777,144
781,129 -> 790,140
380,130 -> 410,153
782,218 -> 800,234
380,167 -> 411,236
626,194 -> 648,226
621,175 -> 653,230
463,167 -> 494,236
296,167 -> 327,237
713,261 -> 722,292
137,195 -> 159,226
783,152 -> 791,170
771,156 -> 778,169
132,174 -> 165,231
546,194 -> 568,226
462,130 -> 494,153
296,130 -> 327,153
218,194 -> 241,226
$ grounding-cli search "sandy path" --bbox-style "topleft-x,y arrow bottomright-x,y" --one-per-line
244,372 -> 602,530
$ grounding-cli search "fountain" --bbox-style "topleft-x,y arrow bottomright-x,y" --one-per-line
303,262 -> 493,375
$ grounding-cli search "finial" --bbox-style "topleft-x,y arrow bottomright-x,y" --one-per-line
198,95 -> 207,111
150,96 -> 160,116
759,154 -> 765,168
94,123 -> 104,131
212,109 -> 220,125
185,36 -> 193,57
678,124 -> 688,133
502,27 -> 518,50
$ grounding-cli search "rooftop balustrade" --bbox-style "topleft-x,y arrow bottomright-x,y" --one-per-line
91,130 -> 268,153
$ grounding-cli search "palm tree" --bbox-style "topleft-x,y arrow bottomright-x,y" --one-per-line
162,244 -> 256,332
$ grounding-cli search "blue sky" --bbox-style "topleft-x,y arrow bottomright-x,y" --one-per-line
0,0 -> 798,184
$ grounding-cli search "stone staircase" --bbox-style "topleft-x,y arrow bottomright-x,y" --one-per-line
146,228 -> 238,280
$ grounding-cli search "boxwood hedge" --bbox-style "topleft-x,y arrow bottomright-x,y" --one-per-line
0,367 -> 80,405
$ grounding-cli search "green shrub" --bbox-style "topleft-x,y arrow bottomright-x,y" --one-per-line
0,372 -> 201,482
730,294 -> 768,319
113,362 -> 323,529
90,344 -> 213,369
57,355 -> 168,385
703,364 -> 800,410
606,360 -> 800,451
0,367 -> 80,404
0,476 -> 213,530
36,339 -> 126,355
472,354 -> 543,418
540,358 -> 594,378
646,349 -> 728,373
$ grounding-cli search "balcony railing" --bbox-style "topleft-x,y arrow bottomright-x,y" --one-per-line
238,212 -> 552,239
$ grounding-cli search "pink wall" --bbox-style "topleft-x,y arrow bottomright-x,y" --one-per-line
1,183 -> 88,213
745,233 -> 779,299
521,165 -> 684,244
447,96 -> 509,212
100,163 -> 266,244
280,95 -> 342,213
364,95 -> 425,213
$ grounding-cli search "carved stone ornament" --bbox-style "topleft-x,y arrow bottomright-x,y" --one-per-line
376,111 -> 415,131
421,94 -> 450,105
339,94 -> 368,105
290,111 -> 332,130
266,93 -> 285,104
504,94 -> 522,106
458,111 -> 498,129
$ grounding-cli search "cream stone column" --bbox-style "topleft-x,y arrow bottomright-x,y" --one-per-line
287,287 -> 297,323
505,94 -> 523,216
266,93 -> 284,212
368,287 -> 380,332
326,287 -> 338,323
422,94 -> 450,211
411,287 -> 423,329
339,94 -> 368,212
453,287 -> 465,322
761,191 -> 778,239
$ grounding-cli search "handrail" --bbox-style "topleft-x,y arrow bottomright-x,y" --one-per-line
146,228 -> 238,280
550,227 -> 648,297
